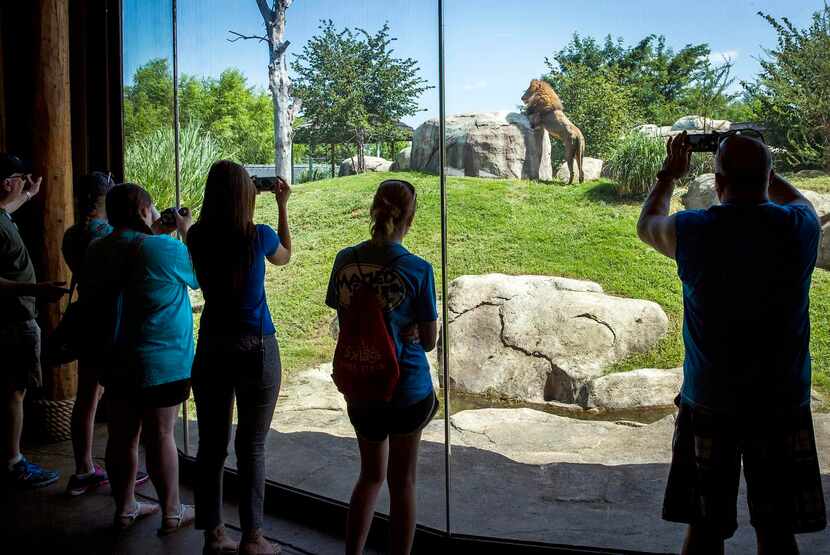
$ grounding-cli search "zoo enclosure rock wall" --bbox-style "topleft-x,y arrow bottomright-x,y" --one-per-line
410,112 -> 553,180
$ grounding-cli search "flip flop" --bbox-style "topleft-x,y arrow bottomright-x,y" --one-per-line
114,501 -> 160,530
158,504 -> 196,536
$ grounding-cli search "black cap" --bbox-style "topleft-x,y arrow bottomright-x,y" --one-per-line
0,153 -> 29,181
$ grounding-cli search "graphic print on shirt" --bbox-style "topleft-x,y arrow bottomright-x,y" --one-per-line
334,263 -> 407,311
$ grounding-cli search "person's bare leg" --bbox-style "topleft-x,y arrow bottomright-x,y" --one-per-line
387,432 -> 422,555
106,399 -> 142,515
756,528 -> 799,555
345,436 -> 388,555
5,386 -> 25,463
681,525 -> 724,555
71,364 -> 104,474
143,405 -> 181,517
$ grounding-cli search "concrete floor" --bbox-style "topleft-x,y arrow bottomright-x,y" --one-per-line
4,425 -> 364,555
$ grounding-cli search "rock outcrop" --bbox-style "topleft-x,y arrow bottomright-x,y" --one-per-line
410,112 -> 552,180
556,157 -> 603,182
442,274 -> 668,404
338,155 -> 393,177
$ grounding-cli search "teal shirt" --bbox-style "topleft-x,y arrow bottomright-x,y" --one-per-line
84,231 -> 199,387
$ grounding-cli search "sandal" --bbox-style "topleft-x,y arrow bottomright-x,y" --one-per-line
239,529 -> 281,555
114,501 -> 160,530
204,525 -> 239,554
157,504 -> 196,536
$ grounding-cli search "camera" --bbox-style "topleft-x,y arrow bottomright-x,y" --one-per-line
252,176 -> 277,192
686,128 -> 766,152
159,206 -> 190,227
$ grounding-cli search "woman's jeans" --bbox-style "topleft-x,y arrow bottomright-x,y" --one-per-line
192,334 -> 281,531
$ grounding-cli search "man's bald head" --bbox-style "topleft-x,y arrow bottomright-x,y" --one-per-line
714,135 -> 772,199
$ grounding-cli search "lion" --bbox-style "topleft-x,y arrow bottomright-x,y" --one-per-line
521,79 -> 585,184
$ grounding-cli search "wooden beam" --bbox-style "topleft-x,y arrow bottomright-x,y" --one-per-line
32,0 -> 76,401
0,5 -> 6,152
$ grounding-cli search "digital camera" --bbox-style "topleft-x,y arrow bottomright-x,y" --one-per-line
686,127 -> 766,153
159,206 -> 190,227
252,175 -> 278,192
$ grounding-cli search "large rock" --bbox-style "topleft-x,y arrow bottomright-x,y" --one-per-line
442,274 -> 669,404
389,146 -> 411,171
585,368 -> 682,410
682,173 -> 718,209
338,155 -> 393,177
671,115 -> 731,132
820,222 -> 830,270
556,157 -> 603,182
410,112 -> 552,180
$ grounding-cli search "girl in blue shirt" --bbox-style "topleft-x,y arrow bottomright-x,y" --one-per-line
187,161 -> 292,555
83,183 -> 197,534
326,179 -> 438,555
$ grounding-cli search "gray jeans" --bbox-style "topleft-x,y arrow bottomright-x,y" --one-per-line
192,334 -> 281,531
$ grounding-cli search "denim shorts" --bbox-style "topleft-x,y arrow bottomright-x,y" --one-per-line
347,391 -> 439,442
0,319 -> 42,390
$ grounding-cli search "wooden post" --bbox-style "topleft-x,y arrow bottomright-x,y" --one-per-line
32,0 -> 76,401
330,143 -> 335,177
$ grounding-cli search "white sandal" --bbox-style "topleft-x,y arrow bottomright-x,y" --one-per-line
114,501 -> 160,530
157,503 -> 195,536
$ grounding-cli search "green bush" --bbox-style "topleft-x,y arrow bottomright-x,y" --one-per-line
298,167 -> 329,183
606,132 -> 715,196
124,122 -> 231,214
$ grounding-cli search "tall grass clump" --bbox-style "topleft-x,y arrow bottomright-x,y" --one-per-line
606,132 -> 717,196
124,122 -> 231,214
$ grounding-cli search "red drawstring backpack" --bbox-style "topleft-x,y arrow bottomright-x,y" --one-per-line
332,249 -> 409,402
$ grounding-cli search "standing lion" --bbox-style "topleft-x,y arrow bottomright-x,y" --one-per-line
522,79 -> 585,184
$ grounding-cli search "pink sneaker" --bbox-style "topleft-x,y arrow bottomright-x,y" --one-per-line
66,464 -> 108,496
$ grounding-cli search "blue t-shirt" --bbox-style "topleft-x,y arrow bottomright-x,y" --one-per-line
326,241 -> 438,407
675,202 -> 820,412
84,231 -> 199,388
199,224 -> 280,337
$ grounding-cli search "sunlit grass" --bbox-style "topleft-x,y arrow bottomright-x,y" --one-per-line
253,171 -> 830,397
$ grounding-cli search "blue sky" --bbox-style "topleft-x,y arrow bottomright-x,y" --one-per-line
124,0 -> 824,126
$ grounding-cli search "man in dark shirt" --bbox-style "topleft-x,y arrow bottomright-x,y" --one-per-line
1,153 -> 69,488
637,133 -> 826,554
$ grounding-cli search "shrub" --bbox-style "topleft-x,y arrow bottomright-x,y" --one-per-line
124,122 -> 231,214
606,132 -> 715,196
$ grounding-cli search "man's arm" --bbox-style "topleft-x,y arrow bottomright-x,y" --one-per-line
636,133 -> 692,259
768,171 -> 820,219
0,277 -> 69,301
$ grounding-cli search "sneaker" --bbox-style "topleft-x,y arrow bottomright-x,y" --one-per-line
8,456 -> 60,489
66,464 -> 108,496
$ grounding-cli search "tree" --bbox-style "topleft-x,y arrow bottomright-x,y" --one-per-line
291,20 -> 431,172
229,0 -> 301,184
123,58 -> 173,145
743,5 -> 830,170
546,33 -> 736,125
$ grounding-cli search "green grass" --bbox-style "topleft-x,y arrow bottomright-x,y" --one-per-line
255,171 -> 830,396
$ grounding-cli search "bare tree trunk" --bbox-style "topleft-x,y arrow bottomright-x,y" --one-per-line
356,128 -> 366,173
256,0 -> 301,185
330,143 -> 335,177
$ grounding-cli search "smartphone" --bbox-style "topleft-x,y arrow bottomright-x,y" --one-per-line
686,133 -> 721,153
252,176 -> 277,192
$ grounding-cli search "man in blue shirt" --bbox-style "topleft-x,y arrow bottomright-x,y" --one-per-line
637,133 -> 825,554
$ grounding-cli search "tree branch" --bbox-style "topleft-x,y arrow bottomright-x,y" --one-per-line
227,30 -> 268,43
256,0 -> 274,22
275,40 -> 291,57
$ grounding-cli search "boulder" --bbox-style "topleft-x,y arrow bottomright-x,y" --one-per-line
682,173 -> 718,210
338,155 -> 393,177
633,124 -> 661,137
671,115 -> 731,132
585,368 -> 682,410
389,146 -> 411,171
410,112 -> 552,180
820,222 -> 830,271
795,169 -> 828,179
442,274 -> 669,404
556,157 -> 603,182
804,190 -> 830,218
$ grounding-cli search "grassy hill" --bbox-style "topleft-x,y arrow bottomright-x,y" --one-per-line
254,171 -> 830,395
